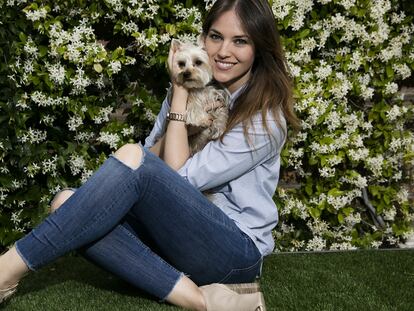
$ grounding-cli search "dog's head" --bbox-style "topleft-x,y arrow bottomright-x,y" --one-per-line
170,39 -> 212,89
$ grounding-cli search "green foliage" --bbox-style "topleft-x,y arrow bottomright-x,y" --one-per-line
273,0 -> 414,251
0,0 -> 413,251
0,0 -> 202,246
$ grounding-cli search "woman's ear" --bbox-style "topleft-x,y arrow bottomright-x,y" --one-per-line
197,34 -> 206,50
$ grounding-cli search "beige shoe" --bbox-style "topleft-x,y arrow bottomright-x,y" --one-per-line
200,283 -> 266,311
225,282 -> 261,294
0,283 -> 18,304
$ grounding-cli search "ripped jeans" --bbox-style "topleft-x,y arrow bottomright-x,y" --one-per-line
15,145 -> 262,300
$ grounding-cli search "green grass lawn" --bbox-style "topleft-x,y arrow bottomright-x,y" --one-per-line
2,249 -> 413,311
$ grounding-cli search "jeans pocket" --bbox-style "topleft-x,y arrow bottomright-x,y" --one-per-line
219,257 -> 263,284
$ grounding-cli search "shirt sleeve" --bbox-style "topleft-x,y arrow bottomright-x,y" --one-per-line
177,117 -> 286,192
143,90 -> 171,148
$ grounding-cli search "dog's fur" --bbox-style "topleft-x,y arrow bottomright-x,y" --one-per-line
170,39 -> 229,155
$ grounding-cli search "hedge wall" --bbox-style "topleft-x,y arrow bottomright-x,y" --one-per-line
0,0 -> 413,251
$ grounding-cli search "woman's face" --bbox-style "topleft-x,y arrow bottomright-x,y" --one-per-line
204,10 -> 255,94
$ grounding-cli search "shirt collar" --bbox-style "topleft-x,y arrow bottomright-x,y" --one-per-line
229,84 -> 247,109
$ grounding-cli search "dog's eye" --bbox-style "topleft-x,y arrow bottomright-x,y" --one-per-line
195,59 -> 203,66
178,61 -> 186,68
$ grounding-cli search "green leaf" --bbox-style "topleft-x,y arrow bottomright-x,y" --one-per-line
299,29 -> 310,39
305,182 -> 313,196
309,207 -> 321,219
328,188 -> 343,197
386,65 -> 394,79
39,46 -> 48,57
18,32 -> 27,43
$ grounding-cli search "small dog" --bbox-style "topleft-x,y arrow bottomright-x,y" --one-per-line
170,39 -> 229,155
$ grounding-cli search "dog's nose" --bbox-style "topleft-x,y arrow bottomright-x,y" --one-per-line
183,71 -> 191,79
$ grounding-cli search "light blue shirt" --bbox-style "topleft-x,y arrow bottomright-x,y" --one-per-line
144,86 -> 286,256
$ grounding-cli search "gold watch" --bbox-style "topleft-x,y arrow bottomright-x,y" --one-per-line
167,112 -> 186,122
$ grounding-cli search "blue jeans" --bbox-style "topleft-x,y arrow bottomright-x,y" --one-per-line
15,145 -> 262,300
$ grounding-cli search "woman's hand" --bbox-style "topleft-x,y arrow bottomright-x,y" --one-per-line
188,98 -> 227,135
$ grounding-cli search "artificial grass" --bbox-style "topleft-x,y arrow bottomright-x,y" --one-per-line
1,249 -> 413,310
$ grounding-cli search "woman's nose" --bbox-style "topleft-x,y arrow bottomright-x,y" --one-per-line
217,41 -> 231,58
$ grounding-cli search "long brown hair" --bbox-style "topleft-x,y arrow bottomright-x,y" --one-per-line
202,0 -> 300,140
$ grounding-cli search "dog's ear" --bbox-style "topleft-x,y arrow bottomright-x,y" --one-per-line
171,39 -> 182,52
197,34 -> 206,51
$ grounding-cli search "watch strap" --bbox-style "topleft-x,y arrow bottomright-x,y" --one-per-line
167,112 -> 186,122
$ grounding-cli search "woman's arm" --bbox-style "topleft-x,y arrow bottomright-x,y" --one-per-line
177,117 -> 287,191
161,43 -> 191,170
162,85 -> 191,169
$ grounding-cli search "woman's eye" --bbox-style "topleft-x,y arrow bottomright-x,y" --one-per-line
235,38 -> 248,45
209,34 -> 221,41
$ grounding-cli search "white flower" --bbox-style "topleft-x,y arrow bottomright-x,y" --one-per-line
23,38 -> 38,57
383,205 -> 397,221
120,21 -> 139,34
365,155 -> 384,177
75,131 -> 95,142
307,219 -> 329,235
319,167 -> 336,178
389,137 -> 402,152
315,61 -> 332,80
93,106 -> 113,124
23,163 -> 41,178
345,213 -> 362,226
306,236 -> 326,251
67,115 -> 83,131
371,240 -> 382,249
330,242 -> 357,250
144,107 -> 156,121
70,68 -> 91,95
392,63 -> 411,80
121,126 -> 135,136
25,7 -> 48,21
68,154 -> 86,176
42,155 -> 58,177
81,169 -> 93,184
379,38 -> 403,62
97,132 -> 120,149
104,0 -> 123,12
23,60 -> 34,74
390,12 -> 406,25
47,63 -> 66,85
109,61 -> 122,74
361,86 -> 374,100
339,0 -> 355,10
330,73 -> 352,99
370,0 -> 391,21
384,82 -> 398,95
348,51 -> 362,71
386,105 -> 401,121
396,188 -> 409,204
18,128 -> 47,144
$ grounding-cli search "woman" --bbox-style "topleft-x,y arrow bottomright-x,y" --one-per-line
0,0 -> 299,310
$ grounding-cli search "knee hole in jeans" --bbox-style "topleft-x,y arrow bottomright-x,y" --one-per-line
50,189 -> 75,213
114,143 -> 143,170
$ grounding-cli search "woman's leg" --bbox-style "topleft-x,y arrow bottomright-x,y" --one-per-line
47,188 -> 206,310
45,146 -> 262,309
1,144 -> 261,309
12,144 -> 145,270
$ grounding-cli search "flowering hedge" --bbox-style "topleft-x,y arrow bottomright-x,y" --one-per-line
0,0 -> 413,251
